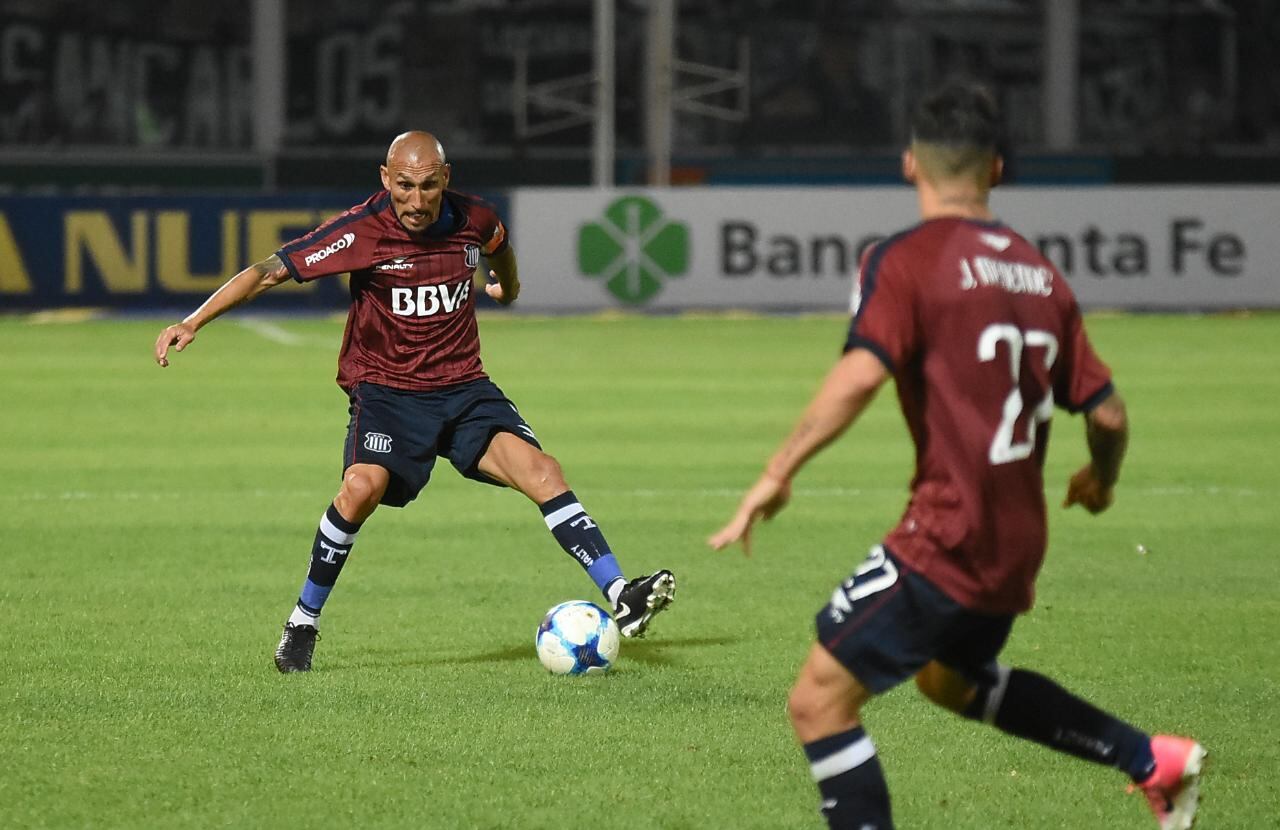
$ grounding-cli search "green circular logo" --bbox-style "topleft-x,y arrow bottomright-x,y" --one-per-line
577,196 -> 690,305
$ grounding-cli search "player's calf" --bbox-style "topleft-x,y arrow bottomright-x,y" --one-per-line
801,727 -> 895,830
539,490 -> 677,636
274,502 -> 365,672
960,666 -> 1157,781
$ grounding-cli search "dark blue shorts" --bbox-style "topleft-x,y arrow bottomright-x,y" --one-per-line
343,379 -> 542,508
814,545 -> 1014,694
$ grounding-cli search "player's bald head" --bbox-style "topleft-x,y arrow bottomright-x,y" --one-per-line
386,131 -> 447,169
380,131 -> 452,232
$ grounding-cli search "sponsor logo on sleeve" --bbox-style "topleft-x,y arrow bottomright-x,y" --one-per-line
304,232 -> 357,267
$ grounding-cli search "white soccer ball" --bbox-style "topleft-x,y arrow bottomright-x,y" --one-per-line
535,600 -> 620,675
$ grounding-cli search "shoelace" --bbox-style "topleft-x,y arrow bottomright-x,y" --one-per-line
279,626 -> 319,654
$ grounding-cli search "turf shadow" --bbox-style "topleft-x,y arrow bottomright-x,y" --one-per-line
320,634 -> 742,671
434,634 -> 741,667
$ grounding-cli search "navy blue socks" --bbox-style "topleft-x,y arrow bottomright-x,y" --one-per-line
803,726 -> 894,829
539,491 -> 625,604
963,666 -> 1156,781
290,503 -> 362,626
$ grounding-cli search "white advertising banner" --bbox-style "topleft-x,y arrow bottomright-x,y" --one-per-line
510,186 -> 1280,312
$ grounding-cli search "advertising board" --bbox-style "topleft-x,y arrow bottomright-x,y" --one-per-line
510,187 -> 1280,311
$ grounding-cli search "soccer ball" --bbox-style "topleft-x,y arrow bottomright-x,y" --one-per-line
535,600 -> 620,675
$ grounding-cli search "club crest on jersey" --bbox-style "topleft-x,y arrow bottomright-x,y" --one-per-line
464,244 -> 480,268
363,432 -> 393,453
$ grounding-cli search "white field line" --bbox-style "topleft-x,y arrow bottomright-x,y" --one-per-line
8,485 -> 1266,502
235,319 -> 306,346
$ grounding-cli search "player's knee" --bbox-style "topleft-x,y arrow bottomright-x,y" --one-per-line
528,451 -> 566,491
788,676 -> 853,733
340,467 -> 388,515
787,680 -> 822,731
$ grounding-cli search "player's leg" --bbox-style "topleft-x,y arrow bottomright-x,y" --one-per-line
475,431 -> 675,636
798,544 -> 954,830
921,636 -> 1205,827
789,643 -> 892,830
276,383 -> 439,673
445,381 -> 675,636
285,463 -> 389,628
477,432 -> 622,598
275,464 -> 388,673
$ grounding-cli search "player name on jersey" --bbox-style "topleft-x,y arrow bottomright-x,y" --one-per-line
960,255 -> 1055,296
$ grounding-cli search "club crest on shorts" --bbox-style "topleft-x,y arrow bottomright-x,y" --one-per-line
464,243 -> 480,268
363,432 -> 393,453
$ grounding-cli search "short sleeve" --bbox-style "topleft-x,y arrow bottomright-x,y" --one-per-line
471,201 -> 509,256
1055,301 -> 1114,413
843,241 -> 918,373
278,199 -> 382,282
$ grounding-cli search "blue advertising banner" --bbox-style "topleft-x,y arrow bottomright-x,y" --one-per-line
0,192 -> 509,311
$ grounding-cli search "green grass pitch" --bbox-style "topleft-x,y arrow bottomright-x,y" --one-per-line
1,311 -> 1277,829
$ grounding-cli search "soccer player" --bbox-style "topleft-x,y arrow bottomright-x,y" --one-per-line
708,84 -> 1204,829
155,131 -> 675,672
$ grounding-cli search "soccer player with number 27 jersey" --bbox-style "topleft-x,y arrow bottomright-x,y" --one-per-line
709,85 -> 1204,830
155,132 -> 675,674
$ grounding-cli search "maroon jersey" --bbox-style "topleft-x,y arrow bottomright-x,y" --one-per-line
277,190 -> 508,392
846,217 -> 1113,614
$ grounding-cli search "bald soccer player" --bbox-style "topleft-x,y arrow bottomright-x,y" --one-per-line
156,132 -> 676,672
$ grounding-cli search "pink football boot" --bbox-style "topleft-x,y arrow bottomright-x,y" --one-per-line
1130,735 -> 1207,830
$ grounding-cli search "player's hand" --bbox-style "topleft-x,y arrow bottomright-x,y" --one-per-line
154,322 -> 196,367
1062,464 -> 1114,514
484,270 -> 519,305
707,473 -> 792,556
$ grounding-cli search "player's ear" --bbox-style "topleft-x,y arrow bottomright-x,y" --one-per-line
901,149 -> 917,184
990,155 -> 1004,188
379,164 -> 391,191
442,163 -> 452,188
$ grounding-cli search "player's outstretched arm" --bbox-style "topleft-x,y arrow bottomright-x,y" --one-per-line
1063,390 -> 1129,514
154,254 -> 291,367
483,246 -> 520,305
708,348 -> 889,555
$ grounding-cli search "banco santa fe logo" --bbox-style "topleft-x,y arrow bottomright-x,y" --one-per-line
577,196 -> 689,304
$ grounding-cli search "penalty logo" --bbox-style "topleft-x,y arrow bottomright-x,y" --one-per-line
363,432 -> 392,453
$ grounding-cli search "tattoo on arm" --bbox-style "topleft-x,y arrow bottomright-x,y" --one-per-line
781,418 -> 817,458
252,254 -> 289,285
